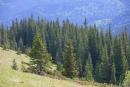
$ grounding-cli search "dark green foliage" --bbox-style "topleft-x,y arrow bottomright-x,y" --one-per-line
29,31 -> 52,75
95,45 -> 109,83
63,39 -> 79,78
83,53 -> 93,81
114,37 -> 129,84
111,63 -> 116,84
122,31 -> 130,70
12,59 -> 18,70
0,25 -> 10,49
57,62 -> 64,73
18,37 -> 24,52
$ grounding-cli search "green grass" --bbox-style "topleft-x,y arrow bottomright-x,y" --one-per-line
0,47 -> 118,87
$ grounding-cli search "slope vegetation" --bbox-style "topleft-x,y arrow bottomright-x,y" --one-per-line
123,71 -> 130,87
0,47 -> 88,87
0,47 -> 117,87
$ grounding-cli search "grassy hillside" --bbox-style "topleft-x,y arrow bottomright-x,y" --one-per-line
0,47 -> 117,87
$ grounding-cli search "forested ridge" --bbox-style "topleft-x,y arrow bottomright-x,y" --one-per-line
0,17 -> 129,85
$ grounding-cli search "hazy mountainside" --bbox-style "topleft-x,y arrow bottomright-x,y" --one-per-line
0,0 -> 130,32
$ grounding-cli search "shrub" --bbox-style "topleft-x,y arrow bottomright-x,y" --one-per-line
11,59 -> 18,70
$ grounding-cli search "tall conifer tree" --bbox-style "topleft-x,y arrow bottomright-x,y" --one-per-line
83,53 -> 93,81
63,39 -> 79,78
29,30 -> 52,75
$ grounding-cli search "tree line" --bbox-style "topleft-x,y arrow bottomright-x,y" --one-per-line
0,17 -> 130,84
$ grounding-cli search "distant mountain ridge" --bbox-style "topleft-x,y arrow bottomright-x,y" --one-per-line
0,0 -> 130,33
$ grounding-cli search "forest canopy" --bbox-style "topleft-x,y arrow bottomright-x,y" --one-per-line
0,17 -> 129,84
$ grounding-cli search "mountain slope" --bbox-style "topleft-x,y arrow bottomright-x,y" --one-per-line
0,47 -> 84,87
0,47 -> 118,87
0,0 -> 130,31
0,47 -> 97,87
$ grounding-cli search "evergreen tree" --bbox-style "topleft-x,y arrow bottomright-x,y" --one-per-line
29,31 -> 52,75
95,45 -> 109,83
114,37 -> 129,84
12,59 -> 18,70
10,37 -> 17,50
18,37 -> 24,52
122,30 -> 130,70
111,63 -> 116,84
63,39 -> 79,78
1,27 -> 10,49
119,43 -> 129,84
83,53 -> 93,81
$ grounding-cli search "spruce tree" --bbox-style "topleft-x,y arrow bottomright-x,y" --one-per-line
83,53 -> 93,81
29,31 -> 52,75
63,39 -> 79,78
122,31 -> 130,70
95,45 -> 109,83
111,63 -> 116,84
114,37 -> 129,84
18,37 -> 24,52
119,44 -> 129,84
